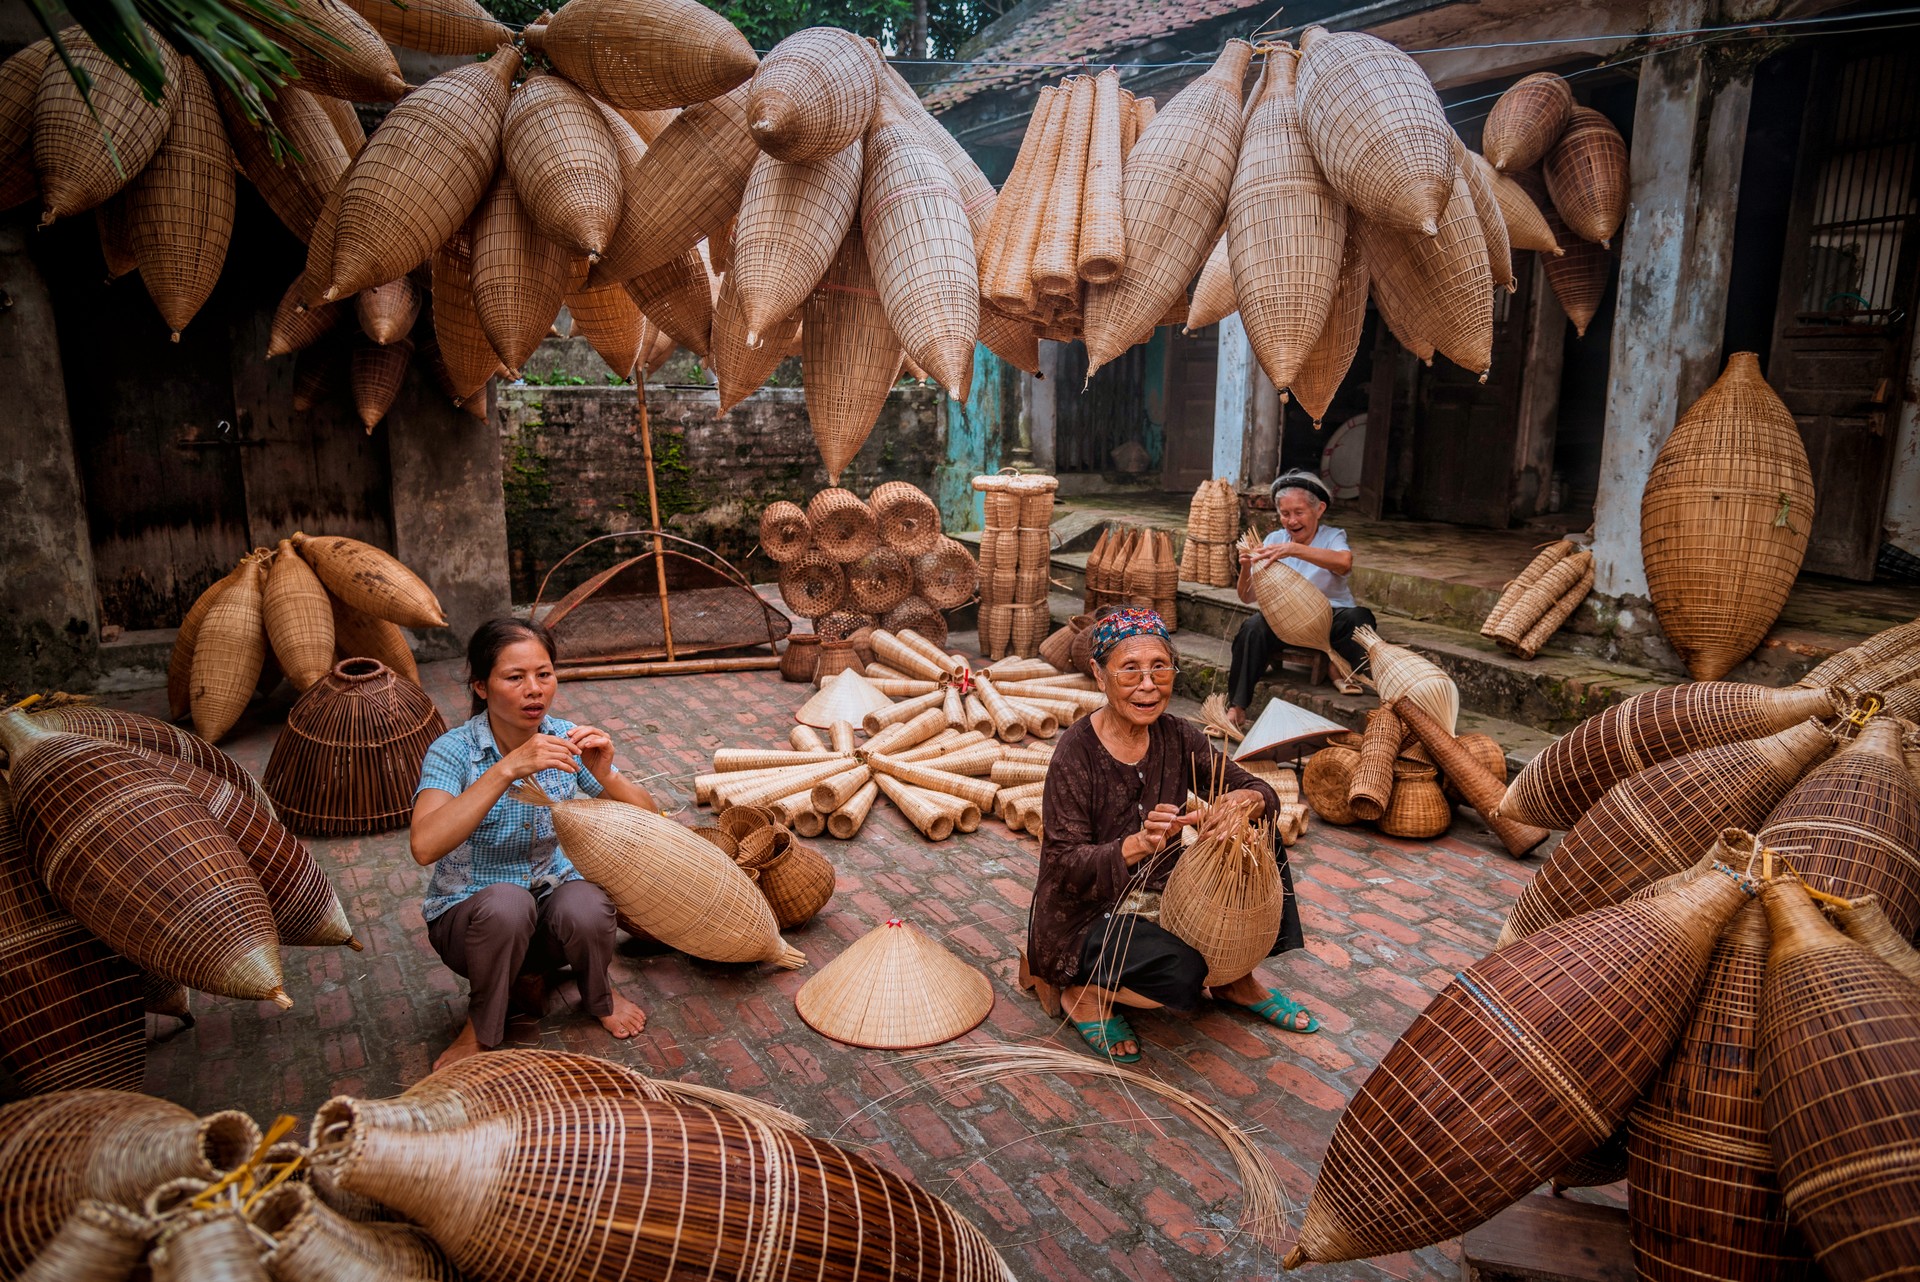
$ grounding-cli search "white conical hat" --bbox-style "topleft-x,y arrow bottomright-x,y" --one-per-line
1233,696 -> 1345,761
796,670 -> 893,729
795,918 -> 995,1049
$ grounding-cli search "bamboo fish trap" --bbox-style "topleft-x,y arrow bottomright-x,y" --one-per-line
1834,893 -> 1920,986
590,84 -> 757,287
0,709 -> 287,1004
748,26 -> 876,163
12,1198 -> 150,1282
1290,228 -> 1370,429
1500,719 -> 1833,944
264,539 -> 336,692
1544,106 -> 1629,247
310,1094 -> 1015,1281
1798,615 -> 1920,691
1394,698 -> 1549,856
1285,865 -> 1756,1267
1352,625 -> 1457,734
1641,353 -> 1815,681
1483,71 -> 1573,172
1240,531 -> 1350,677
527,0 -> 759,112
251,1181 -> 458,1282
802,228 -> 901,485
1160,800 -> 1282,987
469,172 -> 574,377
31,29 -> 180,224
124,58 -> 233,341
733,144 -> 864,344
1500,681 -> 1838,831
502,70 -> 623,263
28,704 -> 271,812
292,533 -> 445,630
1354,169 -> 1494,378
190,556 -> 267,743
515,782 -> 806,969
0,41 -> 50,213
1755,876 -> 1920,1279
1294,25 -> 1453,236
342,0 -> 510,55
263,658 -> 447,836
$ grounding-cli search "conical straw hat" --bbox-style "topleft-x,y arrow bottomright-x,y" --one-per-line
795,917 -> 994,1048
797,670 -> 893,729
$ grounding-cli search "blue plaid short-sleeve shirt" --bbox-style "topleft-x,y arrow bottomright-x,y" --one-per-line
415,713 -> 605,922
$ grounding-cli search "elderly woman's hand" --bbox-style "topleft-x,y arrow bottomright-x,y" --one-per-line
1123,803 -> 1190,864
1197,789 -> 1265,839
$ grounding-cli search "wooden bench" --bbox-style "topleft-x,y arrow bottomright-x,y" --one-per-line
1461,1194 -> 1632,1282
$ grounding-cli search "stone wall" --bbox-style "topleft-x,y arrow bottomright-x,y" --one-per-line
496,381 -> 946,602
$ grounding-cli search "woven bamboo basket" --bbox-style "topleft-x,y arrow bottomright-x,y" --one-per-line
429,236 -> 497,404
1347,707 -> 1401,822
1754,876 -> 1920,1279
622,244 -> 715,360
982,87 -> 1062,316
870,481 -> 942,556
263,658 -> 447,837
758,500 -> 813,563
1482,539 -> 1573,637
805,488 -> 879,563
1395,699 -> 1549,856
1184,234 -> 1235,332
331,596 -> 420,684
717,805 -> 775,846
1484,71 -> 1573,172
589,84 -> 757,287
811,639 -> 858,685
147,1205 -> 266,1279
1285,866 -> 1756,1267
1522,168 -> 1611,335
31,29 -> 179,224
1456,135 -> 1514,292
1354,169 -> 1494,377
567,280 -> 648,378
220,82 -> 350,246
709,269 -> 798,410
267,282 -> 340,359
351,335 -> 413,428
734,145 -> 863,344
1150,530 -> 1179,630
1353,625 -> 1457,733
190,557 -> 268,743
1033,74 -> 1094,299
1501,682 -> 1837,831
1757,718 -> 1920,935
251,1181 -> 459,1282
293,532 -> 446,630
746,27 -> 875,164
469,172 -> 573,377
878,56 -> 998,241
758,838 -> 836,929
0,1090 -> 263,1274
501,71 -> 622,262
863,88 -> 978,400
529,0 -> 757,111
12,1198 -> 150,1282
800,227 -> 900,484
844,547 -> 912,616
1544,106 -> 1629,247
1376,763 -> 1450,839
1627,898 -> 1817,1282
342,0 -> 508,54
1302,744 -> 1361,824
1798,616 -> 1920,691
815,610 -> 878,648
882,597 -> 948,648
1075,68 -> 1127,285
1228,47 -> 1347,392
253,0 -> 406,101
1835,894 -> 1920,986
1642,353 -> 1815,681
1501,719 -> 1833,943
167,563 -> 240,719
0,40 -> 50,213
325,51 -> 519,301
28,706 -> 270,811
1478,152 -> 1560,253
796,916 -> 993,1046
1371,280 -> 1436,363
1040,615 -> 1091,671
123,58 -> 232,340
1290,233 -> 1370,427
1294,25 -> 1453,236
1237,531 -> 1346,676
0,783 -> 147,1094
1161,812 -> 1283,986
1083,41 -> 1250,379
314,1090 -> 1008,1278
778,634 -> 822,684
355,275 -> 420,347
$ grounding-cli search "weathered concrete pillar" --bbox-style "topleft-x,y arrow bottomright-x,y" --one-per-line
0,220 -> 99,687
1028,341 -> 1059,475
1212,313 -> 1255,485
1590,16 -> 1755,596
1251,376 -> 1281,487
387,370 -> 512,658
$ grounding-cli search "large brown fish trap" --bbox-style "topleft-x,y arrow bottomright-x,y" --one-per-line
807,487 -> 880,563
502,71 -> 623,262
469,172 -> 574,376
1835,893 -> 1920,986
293,532 -> 446,630
1294,25 -> 1453,235
733,144 -> 863,342
1394,699 -> 1549,856
748,27 -> 876,163
124,59 -> 233,340
190,556 -> 268,742
31,30 -> 179,224
1642,354 -> 1815,681
589,85 -> 757,286
871,480 -> 943,556
263,658 -> 448,837
1484,72 -> 1573,172
528,0 -> 759,112
800,228 -> 900,484
28,705 -> 269,811
1544,106 -> 1629,247
795,916 -> 993,1048
1355,169 -> 1494,377
1286,867 -> 1756,1267
342,0 -> 509,55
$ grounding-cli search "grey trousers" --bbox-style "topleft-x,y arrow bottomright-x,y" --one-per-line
426,880 -> 617,1046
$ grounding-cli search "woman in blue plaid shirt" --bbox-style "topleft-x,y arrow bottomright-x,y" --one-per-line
412,619 -> 657,1070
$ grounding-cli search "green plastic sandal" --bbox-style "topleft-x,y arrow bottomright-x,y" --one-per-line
1073,1014 -> 1143,1063
1239,988 -> 1320,1034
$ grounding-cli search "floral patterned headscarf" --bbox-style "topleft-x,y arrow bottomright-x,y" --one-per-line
1088,607 -> 1172,664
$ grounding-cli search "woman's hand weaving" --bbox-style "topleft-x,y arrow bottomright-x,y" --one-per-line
1125,803 -> 1191,864
1198,790 -> 1264,839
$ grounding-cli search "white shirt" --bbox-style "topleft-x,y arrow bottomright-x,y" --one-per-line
1263,524 -> 1355,608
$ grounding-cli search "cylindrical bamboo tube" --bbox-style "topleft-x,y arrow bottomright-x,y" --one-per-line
991,759 -> 1049,787
897,730 -> 990,763
1393,698 -> 1549,858
864,662 -> 916,681
943,685 -> 967,729
1021,673 -> 1100,691
977,84 -> 1059,289
810,764 -> 872,813
996,681 -> 1105,711
1348,708 -> 1403,822
1002,746 -> 1055,767
1008,692 -> 1081,723
864,752 -> 1001,810
712,758 -> 863,810
963,693 -> 994,734
874,773 -> 954,840
864,706 -> 948,756
829,721 -> 858,754
827,778 -> 880,839
985,658 -> 1062,681
863,688 -> 947,735
770,788 -> 815,828
919,739 -> 1007,777
712,749 -> 844,772
870,630 -> 947,681
1119,86 -> 1138,158
896,628 -> 965,677
696,762 -> 801,806
1078,68 -> 1125,284
988,86 -> 1068,314
869,677 -> 942,698
972,672 -> 1028,743
998,781 -> 1046,804
1009,797 -> 1043,836
790,725 -> 829,751
1032,75 -> 1093,298
1003,699 -> 1060,738
790,807 -> 826,838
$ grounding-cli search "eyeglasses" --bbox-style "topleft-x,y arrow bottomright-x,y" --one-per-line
1108,664 -> 1179,687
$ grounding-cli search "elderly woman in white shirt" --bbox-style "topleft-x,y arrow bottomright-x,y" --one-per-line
1226,470 -> 1376,727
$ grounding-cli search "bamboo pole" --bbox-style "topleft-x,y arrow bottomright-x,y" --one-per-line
711,749 -> 845,772
828,779 -> 880,839
863,689 -> 947,735
635,390 -> 676,662
559,656 -> 780,681
863,751 -> 1000,810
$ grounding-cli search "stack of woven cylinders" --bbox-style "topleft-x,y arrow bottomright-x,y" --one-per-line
1178,479 -> 1240,587
973,474 -> 1058,658
1480,539 -> 1593,659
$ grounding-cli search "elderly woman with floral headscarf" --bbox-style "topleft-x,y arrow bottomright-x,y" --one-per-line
1025,608 -> 1314,1063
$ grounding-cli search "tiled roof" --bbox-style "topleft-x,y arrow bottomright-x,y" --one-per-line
923,0 -> 1273,112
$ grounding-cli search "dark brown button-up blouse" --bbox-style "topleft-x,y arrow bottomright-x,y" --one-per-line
1028,712 -> 1280,988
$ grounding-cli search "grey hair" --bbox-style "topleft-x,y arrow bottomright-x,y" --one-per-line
1273,485 -> 1328,511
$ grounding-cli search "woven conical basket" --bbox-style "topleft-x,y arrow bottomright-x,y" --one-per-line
1456,136 -> 1513,291
1353,625 -> 1457,734
1518,166 -> 1610,334
1353,168 -> 1493,377
31,28 -> 179,223
1294,25 -> 1453,236
0,41 -> 51,213
799,228 -> 900,484
268,280 -> 341,358
794,917 -> 993,1047
96,194 -> 138,279
430,236 -> 498,404
566,281 -> 648,379
342,0 -> 508,55
355,275 -> 420,347
748,26 -> 876,163
623,245 -> 716,361
1185,233 -> 1235,332
263,658 -> 447,836
469,172 -> 572,377
189,556 -> 268,743
253,0 -> 406,102
264,539 -> 336,693
219,81 -> 349,244
1083,40 -> 1250,379
502,71 -> 623,262
123,58 -> 232,339
758,837 -> 837,929
1484,72 -> 1573,173
709,268 -> 798,411
590,84 -> 757,286
1478,152 -> 1560,253
1544,106 -> 1629,247
531,0 -> 758,112
734,145 -> 864,345
1290,231 -> 1369,427
294,532 -> 446,630
1642,353 -> 1814,681
1286,867 -> 1756,1267
351,335 -> 413,428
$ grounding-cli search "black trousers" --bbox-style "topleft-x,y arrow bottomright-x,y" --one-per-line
1228,606 -> 1376,710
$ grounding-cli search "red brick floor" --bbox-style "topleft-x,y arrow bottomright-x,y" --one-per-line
127,658 -> 1604,1281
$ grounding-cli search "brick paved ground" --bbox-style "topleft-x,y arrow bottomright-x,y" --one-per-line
126,655 -> 1608,1281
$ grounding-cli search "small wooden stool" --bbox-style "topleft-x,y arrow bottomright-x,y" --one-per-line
1016,948 -> 1062,1017
1276,645 -> 1330,687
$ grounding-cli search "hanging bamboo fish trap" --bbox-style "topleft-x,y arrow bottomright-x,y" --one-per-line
1076,67 -> 1127,285
1286,866 -> 1756,1267
1083,41 -> 1250,379
342,0 -> 509,55
97,193 -> 138,281
1483,72 -> 1573,172
0,41 -> 51,213
350,335 -> 413,428
1522,167 -> 1611,335
1032,73 -> 1094,301
1457,135 -> 1514,291
252,0 -> 406,101
1353,625 -> 1458,734
263,658 -> 447,837
1627,893 -> 1817,1282
735,145 -> 864,344
268,281 -> 339,359
1500,682 -> 1838,831
1477,152 -> 1561,254
502,71 -> 623,262
429,236 -> 497,404
124,58 -> 233,340
801,228 -> 900,484
292,532 -> 446,629
31,29 -> 179,224
1501,719 -> 1833,943
0,783 -> 147,1094
1291,233 -> 1370,427
221,82 -> 350,246
981,85 -> 1062,317
355,275 -> 420,346
1754,876 -> 1920,1279
1354,168 -> 1494,377
0,1090 -> 261,1275
748,26 -> 876,162
189,556 -> 268,743
469,172 -> 573,377
1185,234 -> 1235,331
527,0 -> 758,111
1294,25 -> 1453,236
795,916 -> 992,1047
1641,353 -> 1816,682
590,84 -> 758,286
1228,46 -> 1346,393
1544,106 -> 1629,247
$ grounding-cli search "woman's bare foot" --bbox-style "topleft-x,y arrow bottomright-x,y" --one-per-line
432,1019 -> 484,1072
599,989 -> 648,1039
1226,705 -> 1249,729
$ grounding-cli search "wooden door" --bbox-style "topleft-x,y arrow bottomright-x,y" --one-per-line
1161,326 -> 1217,490
1768,41 -> 1919,579
1053,340 -> 1150,474
1403,282 -> 1533,527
